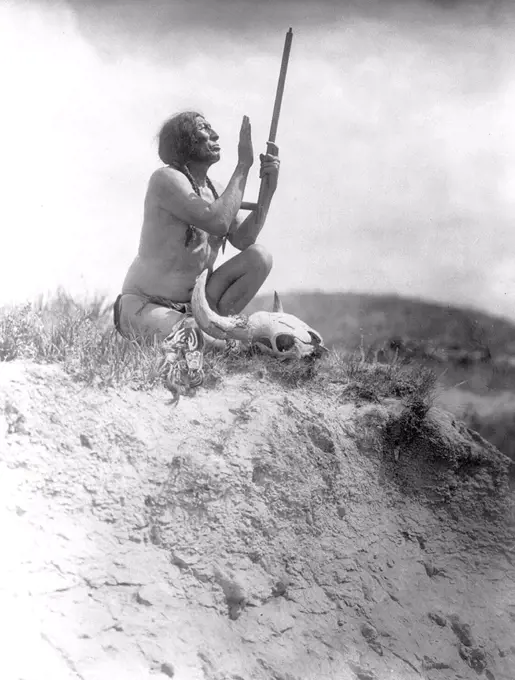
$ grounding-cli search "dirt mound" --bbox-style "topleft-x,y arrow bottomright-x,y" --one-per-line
1,361 -> 514,680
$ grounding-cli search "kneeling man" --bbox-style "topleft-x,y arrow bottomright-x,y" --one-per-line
115,112 -> 279,343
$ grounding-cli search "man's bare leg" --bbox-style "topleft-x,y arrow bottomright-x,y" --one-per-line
205,244 -> 273,315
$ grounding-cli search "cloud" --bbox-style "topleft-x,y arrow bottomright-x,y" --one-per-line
1,0 -> 514,321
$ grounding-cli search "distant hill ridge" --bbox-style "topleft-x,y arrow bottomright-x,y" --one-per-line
247,291 -> 515,354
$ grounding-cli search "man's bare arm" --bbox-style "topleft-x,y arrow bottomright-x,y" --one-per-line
150,164 -> 249,237
227,194 -> 273,250
227,146 -> 280,250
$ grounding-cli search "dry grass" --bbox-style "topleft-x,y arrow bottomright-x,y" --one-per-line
0,294 -> 165,390
1,291 -> 437,413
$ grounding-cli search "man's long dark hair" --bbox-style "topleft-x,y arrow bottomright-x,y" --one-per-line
157,111 -> 220,248
157,111 -> 203,166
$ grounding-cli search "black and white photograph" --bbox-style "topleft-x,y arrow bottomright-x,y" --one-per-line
0,1 -> 514,678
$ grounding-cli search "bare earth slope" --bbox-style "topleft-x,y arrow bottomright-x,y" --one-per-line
1,361 -> 514,680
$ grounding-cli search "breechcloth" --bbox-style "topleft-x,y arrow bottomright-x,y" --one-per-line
113,293 -> 192,341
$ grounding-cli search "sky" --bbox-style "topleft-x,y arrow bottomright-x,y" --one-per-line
1,0 -> 514,320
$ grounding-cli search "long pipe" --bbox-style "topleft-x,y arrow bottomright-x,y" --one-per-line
241,28 -> 293,221
268,27 -> 294,145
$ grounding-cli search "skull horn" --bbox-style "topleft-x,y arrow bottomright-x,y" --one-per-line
272,291 -> 283,313
191,269 -> 251,341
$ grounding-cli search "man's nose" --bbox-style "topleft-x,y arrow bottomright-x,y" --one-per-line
210,130 -> 219,141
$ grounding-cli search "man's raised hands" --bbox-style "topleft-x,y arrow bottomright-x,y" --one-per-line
237,115 -> 254,170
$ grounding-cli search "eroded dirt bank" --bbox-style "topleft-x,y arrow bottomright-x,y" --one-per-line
1,361 -> 514,680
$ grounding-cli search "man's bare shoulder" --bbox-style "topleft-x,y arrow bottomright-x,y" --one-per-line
149,166 -> 192,193
146,167 -> 216,228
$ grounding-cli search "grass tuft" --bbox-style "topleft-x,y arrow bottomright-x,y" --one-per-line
0,297 -> 167,390
382,392 -> 436,460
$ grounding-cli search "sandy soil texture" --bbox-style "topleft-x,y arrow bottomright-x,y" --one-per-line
1,361 -> 514,680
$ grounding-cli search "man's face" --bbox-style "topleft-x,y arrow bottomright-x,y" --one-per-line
190,117 -> 221,164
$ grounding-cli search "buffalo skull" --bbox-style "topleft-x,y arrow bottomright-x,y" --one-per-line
191,270 -> 326,359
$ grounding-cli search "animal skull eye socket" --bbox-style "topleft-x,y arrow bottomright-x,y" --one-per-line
308,331 -> 322,346
275,334 -> 295,352
254,337 -> 274,350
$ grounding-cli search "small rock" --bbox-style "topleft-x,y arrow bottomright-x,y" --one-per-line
428,611 -> 447,627
369,640 -> 383,656
171,552 -> 198,570
5,403 -> 26,434
360,623 -> 382,655
423,560 -> 443,578
214,570 -> 247,619
459,645 -> 470,662
449,615 -> 475,647
80,434 -> 93,449
135,587 -> 153,606
469,648 -> 487,673
272,580 -> 288,597
360,622 -> 378,641
337,506 -> 346,519
229,603 -> 243,620
459,645 -> 487,672
351,664 -> 376,680
413,535 -> 426,550
160,661 -> 175,677
149,525 -> 162,546
498,646 -> 515,657
134,584 -> 178,608
422,656 -> 451,671
354,670 -> 376,680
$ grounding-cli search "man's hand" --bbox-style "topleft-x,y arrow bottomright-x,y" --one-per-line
238,116 -> 254,170
259,142 -> 280,194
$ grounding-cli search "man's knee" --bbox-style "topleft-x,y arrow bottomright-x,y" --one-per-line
246,243 -> 273,275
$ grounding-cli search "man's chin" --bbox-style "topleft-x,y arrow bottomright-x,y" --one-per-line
191,152 -> 220,165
